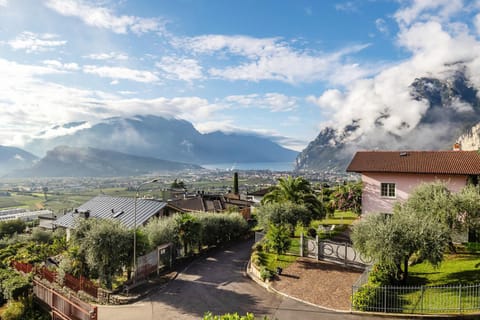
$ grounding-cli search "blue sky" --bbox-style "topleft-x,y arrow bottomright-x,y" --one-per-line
1,0 -> 480,152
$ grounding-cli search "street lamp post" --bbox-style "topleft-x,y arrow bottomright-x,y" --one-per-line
133,178 -> 159,283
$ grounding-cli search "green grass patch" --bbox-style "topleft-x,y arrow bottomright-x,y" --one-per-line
313,210 -> 358,226
408,253 -> 480,286
393,253 -> 480,313
258,251 -> 297,272
294,210 -> 357,239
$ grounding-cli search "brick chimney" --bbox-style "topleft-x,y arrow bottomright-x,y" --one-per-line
453,142 -> 462,151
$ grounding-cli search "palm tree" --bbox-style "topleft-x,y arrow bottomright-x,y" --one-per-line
262,176 -> 325,219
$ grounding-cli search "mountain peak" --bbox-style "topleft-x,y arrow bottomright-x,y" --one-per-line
297,70 -> 480,171
24,115 -> 297,165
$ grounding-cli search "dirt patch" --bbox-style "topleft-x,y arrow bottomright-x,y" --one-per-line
271,257 -> 363,311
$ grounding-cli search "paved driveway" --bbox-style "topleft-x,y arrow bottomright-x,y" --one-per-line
98,240 -> 413,320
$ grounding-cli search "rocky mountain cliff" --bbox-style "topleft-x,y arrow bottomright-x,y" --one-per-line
296,71 -> 480,171
458,122 -> 480,151
26,115 -> 297,165
9,146 -> 202,177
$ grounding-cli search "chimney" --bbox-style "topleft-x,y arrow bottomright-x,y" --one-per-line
453,142 -> 462,151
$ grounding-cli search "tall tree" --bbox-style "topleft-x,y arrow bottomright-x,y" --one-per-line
257,202 -> 311,233
175,214 -> 201,256
262,176 -> 325,219
72,219 -> 132,289
352,182 -> 457,282
352,208 -> 449,282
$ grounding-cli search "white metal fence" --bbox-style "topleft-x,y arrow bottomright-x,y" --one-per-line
352,283 -> 480,314
135,243 -> 173,281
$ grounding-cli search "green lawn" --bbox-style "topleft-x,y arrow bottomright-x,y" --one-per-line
408,253 -> 480,286
295,210 -> 358,238
311,210 -> 358,227
397,253 -> 480,313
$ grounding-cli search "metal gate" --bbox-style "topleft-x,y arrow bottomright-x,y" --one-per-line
301,234 -> 371,268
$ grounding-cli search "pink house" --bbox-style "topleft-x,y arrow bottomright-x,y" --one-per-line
346,150 -> 480,215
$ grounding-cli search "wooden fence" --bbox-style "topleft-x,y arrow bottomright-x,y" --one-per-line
11,261 -> 98,298
33,279 -> 97,320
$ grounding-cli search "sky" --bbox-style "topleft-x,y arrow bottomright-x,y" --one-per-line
1,0 -> 480,152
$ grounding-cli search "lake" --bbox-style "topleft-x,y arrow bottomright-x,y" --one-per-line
202,162 -> 294,172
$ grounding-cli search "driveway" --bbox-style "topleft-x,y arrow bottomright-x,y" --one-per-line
98,240 -> 412,320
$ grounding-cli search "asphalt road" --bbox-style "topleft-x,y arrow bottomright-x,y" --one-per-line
98,240 -> 416,320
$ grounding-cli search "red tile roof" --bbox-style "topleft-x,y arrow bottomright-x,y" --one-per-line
346,151 -> 480,175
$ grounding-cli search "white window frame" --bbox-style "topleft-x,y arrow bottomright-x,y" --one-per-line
380,183 -> 396,198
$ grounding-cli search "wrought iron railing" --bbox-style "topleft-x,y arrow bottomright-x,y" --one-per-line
352,283 -> 480,314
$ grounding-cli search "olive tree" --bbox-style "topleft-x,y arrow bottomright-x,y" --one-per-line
72,219 -> 132,289
256,202 -> 311,233
352,208 -> 450,282
455,184 -> 480,236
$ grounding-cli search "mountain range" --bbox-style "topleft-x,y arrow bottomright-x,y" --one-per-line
296,71 -> 480,171
0,115 -> 297,177
26,115 -> 297,165
0,146 -> 38,176
8,146 -> 201,177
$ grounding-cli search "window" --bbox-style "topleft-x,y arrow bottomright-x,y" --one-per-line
380,183 -> 396,198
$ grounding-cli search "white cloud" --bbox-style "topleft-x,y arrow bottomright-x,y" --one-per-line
475,13 -> 480,34
5,31 -> 66,53
44,0 -> 163,35
0,0 -> 8,7
375,18 -> 389,35
308,15 -> 480,149
43,60 -> 80,71
194,120 -> 305,151
395,0 -> 464,26
84,52 -> 128,60
335,2 -> 358,13
176,34 -> 372,85
155,56 -> 203,82
224,93 -> 297,112
83,65 -> 159,83
0,57 -> 223,147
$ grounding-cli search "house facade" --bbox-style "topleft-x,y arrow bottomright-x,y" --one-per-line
347,150 -> 480,215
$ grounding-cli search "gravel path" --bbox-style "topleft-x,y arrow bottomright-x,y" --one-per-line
272,257 -> 363,311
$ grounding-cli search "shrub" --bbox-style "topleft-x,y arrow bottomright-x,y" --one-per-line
2,300 -> 25,320
260,266 -> 274,281
264,224 -> 291,256
0,220 -> 25,238
251,242 -> 263,252
31,228 -> 52,244
144,216 -> 178,248
250,254 -> 261,267
352,284 -> 379,312
203,312 -> 256,320
369,264 -> 392,286
2,273 -> 31,300
1,297 -> 49,320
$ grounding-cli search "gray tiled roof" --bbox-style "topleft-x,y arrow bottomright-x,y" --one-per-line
54,195 -> 166,229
